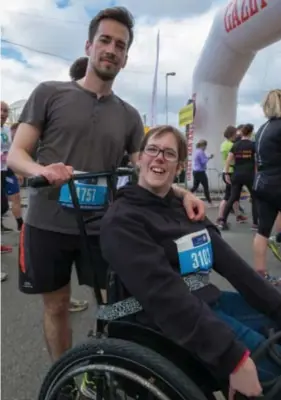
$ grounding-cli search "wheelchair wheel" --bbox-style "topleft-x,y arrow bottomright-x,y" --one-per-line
39,338 -> 209,400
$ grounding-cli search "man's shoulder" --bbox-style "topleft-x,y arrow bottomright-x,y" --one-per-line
34,80 -> 74,95
112,95 -> 142,121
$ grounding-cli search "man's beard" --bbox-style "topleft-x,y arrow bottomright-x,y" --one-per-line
93,64 -> 118,82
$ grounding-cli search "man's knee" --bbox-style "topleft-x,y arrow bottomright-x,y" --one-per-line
43,284 -> 71,316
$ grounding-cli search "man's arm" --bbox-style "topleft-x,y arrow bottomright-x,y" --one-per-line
225,152 -> 234,175
7,83 -> 50,177
7,123 -> 44,177
172,183 -> 206,221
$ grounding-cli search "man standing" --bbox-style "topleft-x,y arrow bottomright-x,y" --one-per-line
1,102 -> 24,232
8,7 -> 204,399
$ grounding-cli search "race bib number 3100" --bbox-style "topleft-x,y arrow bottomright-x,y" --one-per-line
174,229 -> 213,276
58,176 -> 108,210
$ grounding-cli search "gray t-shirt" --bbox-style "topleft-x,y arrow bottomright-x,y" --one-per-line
19,80 -> 144,234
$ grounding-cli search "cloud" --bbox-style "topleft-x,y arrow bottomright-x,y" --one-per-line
1,0 -> 281,132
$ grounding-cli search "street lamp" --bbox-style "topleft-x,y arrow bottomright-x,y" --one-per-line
165,72 -> 176,124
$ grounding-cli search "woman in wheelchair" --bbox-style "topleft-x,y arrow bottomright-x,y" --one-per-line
100,125 -> 281,399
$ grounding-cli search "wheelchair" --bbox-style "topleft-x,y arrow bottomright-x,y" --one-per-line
28,168 -> 281,400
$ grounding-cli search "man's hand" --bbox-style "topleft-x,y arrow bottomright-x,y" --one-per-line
172,184 -> 206,221
183,191 -> 206,221
229,357 -> 262,399
40,163 -> 73,186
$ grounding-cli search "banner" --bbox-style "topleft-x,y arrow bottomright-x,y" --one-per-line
185,93 -> 197,182
178,103 -> 194,127
150,30 -> 160,126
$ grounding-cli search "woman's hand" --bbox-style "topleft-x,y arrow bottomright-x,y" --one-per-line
229,357 -> 262,399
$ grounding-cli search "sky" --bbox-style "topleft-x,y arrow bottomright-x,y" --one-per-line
1,0 -> 281,130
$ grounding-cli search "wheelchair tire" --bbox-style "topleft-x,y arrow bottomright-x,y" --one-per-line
38,337 -> 209,400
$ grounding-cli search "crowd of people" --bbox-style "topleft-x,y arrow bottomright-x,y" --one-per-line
1,5 -> 281,400
191,92 -> 281,285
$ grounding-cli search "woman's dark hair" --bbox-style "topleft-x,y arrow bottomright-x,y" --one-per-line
140,125 -> 187,163
69,57 -> 88,81
88,7 -> 134,49
241,123 -> 254,137
223,125 -> 237,139
196,139 -> 207,149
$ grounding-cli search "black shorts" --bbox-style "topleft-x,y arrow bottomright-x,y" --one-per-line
256,197 -> 281,238
19,224 -> 108,294
1,171 -> 9,216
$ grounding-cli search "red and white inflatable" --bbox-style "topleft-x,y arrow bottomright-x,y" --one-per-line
190,0 -> 281,189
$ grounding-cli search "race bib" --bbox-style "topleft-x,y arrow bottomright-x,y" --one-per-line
58,172 -> 108,210
174,229 -> 213,276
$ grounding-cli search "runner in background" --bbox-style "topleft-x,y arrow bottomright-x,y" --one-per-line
216,125 -> 247,225
190,139 -> 214,206
253,89 -> 281,285
1,101 -> 23,232
1,100 -> 12,281
219,124 -> 258,231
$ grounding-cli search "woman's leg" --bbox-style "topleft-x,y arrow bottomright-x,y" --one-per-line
268,213 -> 281,262
200,171 -> 212,204
190,171 -> 200,193
221,181 -> 243,227
245,177 -> 258,227
212,292 -> 281,382
254,198 -> 280,284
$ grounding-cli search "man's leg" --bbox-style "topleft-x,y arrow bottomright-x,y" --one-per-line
213,292 -> 281,382
42,284 -> 72,361
19,224 -> 75,360
19,225 -> 78,399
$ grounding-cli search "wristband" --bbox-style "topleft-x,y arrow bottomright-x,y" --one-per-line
232,350 -> 250,374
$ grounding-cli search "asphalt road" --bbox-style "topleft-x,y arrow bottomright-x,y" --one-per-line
1,200 -> 280,400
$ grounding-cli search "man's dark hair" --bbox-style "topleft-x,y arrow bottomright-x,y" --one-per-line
237,124 -> 244,130
69,57 -> 88,81
223,125 -> 237,139
241,123 -> 254,137
88,7 -> 134,48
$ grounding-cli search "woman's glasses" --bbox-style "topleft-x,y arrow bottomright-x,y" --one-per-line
144,145 -> 178,162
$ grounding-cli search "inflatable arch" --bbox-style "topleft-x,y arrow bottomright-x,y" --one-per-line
189,0 -> 281,190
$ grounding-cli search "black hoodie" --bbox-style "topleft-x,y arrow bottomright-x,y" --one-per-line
100,185 -> 281,378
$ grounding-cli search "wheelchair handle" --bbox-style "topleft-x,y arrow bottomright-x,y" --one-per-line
27,167 -> 135,188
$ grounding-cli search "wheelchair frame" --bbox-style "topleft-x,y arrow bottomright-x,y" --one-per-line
29,169 -> 281,400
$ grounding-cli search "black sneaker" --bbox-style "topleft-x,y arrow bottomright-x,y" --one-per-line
218,221 -> 229,231
56,379 -> 79,400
